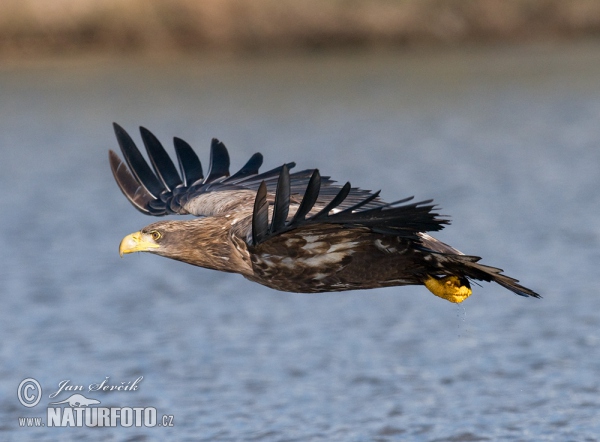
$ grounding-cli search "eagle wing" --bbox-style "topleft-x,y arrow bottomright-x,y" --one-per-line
109,124 -> 386,218
250,164 -> 448,246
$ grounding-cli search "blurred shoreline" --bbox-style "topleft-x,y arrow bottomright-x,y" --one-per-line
1,0 -> 600,59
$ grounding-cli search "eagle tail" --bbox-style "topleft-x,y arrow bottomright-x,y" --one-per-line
461,258 -> 541,298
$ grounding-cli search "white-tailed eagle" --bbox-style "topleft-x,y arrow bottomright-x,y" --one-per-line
110,124 -> 540,303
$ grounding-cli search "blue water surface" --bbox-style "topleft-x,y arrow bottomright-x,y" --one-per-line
1,43 -> 599,440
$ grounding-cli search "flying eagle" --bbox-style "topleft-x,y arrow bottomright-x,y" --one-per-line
109,124 -> 540,303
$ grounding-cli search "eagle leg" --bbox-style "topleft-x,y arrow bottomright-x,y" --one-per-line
423,275 -> 472,304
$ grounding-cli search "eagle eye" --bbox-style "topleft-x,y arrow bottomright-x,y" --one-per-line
149,230 -> 162,241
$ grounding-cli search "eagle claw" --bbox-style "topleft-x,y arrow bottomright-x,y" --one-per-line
423,275 -> 472,303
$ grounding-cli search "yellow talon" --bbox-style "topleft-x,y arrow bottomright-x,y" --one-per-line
423,275 -> 472,304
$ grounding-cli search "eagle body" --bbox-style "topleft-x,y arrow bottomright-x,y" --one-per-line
137,216 -> 431,294
248,227 -> 427,293
111,124 -> 540,303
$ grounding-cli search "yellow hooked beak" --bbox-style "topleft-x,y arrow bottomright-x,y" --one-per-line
119,231 -> 160,257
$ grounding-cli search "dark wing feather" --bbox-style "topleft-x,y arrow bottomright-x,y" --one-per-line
173,137 -> 203,186
270,164 -> 290,233
312,182 -> 351,219
113,123 -> 164,199
251,164 -> 448,245
331,198 -> 443,236
336,190 -> 382,215
224,153 -> 263,182
252,182 -> 269,245
204,138 -> 230,183
140,126 -> 182,191
109,124 -> 387,217
290,170 -> 321,224
109,150 -> 154,214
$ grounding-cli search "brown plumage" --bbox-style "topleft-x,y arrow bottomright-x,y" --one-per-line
110,124 -> 540,303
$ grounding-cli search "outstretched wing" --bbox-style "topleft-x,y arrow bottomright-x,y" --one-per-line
251,164 -> 448,246
109,124 -> 386,217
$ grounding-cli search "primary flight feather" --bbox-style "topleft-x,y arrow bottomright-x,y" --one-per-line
110,123 -> 540,303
